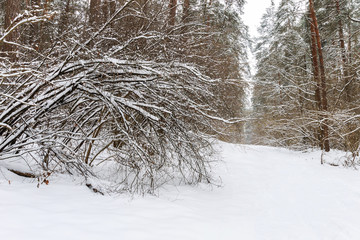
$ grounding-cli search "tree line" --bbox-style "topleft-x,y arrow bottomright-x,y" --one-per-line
253,0 -> 360,165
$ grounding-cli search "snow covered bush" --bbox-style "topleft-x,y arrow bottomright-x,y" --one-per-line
0,0 -> 247,193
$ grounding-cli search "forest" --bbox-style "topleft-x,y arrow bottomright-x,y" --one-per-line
0,0 -> 360,193
253,0 -> 360,159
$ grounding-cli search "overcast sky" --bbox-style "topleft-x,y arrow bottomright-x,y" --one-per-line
241,0 -> 280,108
242,0 -> 278,37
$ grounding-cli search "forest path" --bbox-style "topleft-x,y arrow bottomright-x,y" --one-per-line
1,143 -> 360,240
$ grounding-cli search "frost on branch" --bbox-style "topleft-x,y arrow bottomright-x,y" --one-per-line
0,1 -> 246,193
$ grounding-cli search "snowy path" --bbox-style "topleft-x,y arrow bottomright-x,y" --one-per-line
1,143 -> 360,240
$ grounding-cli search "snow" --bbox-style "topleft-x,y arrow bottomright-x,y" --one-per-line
2,143 -> 360,240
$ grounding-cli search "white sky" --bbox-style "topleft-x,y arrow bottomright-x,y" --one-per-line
241,0 -> 280,109
243,0 -> 279,37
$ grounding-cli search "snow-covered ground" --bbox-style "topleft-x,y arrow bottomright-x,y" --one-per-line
1,143 -> 360,240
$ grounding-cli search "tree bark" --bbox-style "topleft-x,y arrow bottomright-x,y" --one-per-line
169,0 -> 177,26
109,0 -> 116,16
309,12 -> 321,111
309,0 -> 330,152
309,11 -> 324,149
347,19 -> 352,63
202,0 -> 212,26
38,0 -> 52,52
183,0 -> 190,22
102,0 -> 109,22
60,0 -> 71,31
89,0 -> 102,27
335,0 -> 351,101
2,0 -> 21,54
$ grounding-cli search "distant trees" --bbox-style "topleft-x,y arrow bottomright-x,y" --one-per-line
253,0 -> 360,164
0,0 -> 248,192
2,0 -> 21,54
253,0 -> 313,148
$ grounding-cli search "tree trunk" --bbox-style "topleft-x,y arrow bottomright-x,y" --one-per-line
102,0 -> 109,22
335,0 -> 351,102
89,0 -> 101,27
309,11 -> 324,149
347,19 -> 352,64
202,0 -> 212,26
309,12 -> 321,111
60,0 -> 71,32
169,0 -> 177,26
183,0 -> 190,22
309,0 -> 330,153
109,0 -> 116,16
38,0 -> 52,52
2,0 -> 21,55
